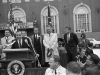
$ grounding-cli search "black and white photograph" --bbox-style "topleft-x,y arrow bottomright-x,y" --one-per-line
0,0 -> 100,75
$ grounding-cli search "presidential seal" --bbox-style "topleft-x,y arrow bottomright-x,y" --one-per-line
7,60 -> 25,75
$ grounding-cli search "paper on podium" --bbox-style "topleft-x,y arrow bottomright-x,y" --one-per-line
3,48 -> 30,52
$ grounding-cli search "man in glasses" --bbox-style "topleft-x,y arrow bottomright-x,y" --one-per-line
1,29 -> 12,49
1,29 -> 13,59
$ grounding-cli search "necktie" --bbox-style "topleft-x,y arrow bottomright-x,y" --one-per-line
6,37 -> 8,44
55,70 -> 57,75
35,34 -> 37,39
18,40 -> 21,48
49,34 -> 50,37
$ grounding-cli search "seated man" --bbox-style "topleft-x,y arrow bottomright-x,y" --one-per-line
1,29 -> 13,49
66,61 -> 81,75
1,29 -> 13,59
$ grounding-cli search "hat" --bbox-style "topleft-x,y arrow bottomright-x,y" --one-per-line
66,61 -> 81,74
58,38 -> 64,42
90,54 -> 100,64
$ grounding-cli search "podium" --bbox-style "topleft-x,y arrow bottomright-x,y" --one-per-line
3,48 -> 32,60
0,48 -> 35,69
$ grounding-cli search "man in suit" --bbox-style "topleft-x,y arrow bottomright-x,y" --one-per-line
31,27 -> 43,67
11,31 -> 33,49
43,25 -> 59,67
64,26 -> 78,63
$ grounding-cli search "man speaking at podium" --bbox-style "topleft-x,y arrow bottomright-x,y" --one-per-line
11,31 -> 33,50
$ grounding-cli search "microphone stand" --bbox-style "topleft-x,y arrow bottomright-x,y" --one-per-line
26,37 -> 41,68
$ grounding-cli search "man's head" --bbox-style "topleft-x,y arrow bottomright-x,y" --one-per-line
49,55 -> 60,69
46,25 -> 52,34
21,31 -> 27,37
34,27 -> 39,34
16,31 -> 22,40
66,61 -> 81,75
5,30 -> 10,37
65,26 -> 71,34
86,54 -> 100,65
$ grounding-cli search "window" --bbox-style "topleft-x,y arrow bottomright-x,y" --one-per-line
8,6 -> 26,23
41,6 -> 59,34
73,3 -> 92,33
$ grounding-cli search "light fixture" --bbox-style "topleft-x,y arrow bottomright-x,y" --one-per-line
97,8 -> 100,13
64,6 -> 67,15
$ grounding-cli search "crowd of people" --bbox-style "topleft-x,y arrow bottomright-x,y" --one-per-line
0,24 -> 100,75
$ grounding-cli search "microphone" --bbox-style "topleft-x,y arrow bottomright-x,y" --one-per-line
25,39 -> 30,48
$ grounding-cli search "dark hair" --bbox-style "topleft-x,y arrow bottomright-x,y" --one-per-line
90,54 -> 100,64
65,26 -> 71,30
52,55 -> 60,63
88,43 -> 93,47
80,33 -> 86,39
66,61 -> 81,74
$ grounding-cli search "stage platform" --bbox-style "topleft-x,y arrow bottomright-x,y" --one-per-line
0,68 -> 47,75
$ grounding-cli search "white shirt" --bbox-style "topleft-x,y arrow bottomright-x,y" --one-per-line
45,65 -> 66,75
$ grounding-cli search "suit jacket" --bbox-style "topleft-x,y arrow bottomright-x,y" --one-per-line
31,34 -> 41,47
43,33 -> 59,62
64,32 -> 79,47
11,37 -> 32,49
64,32 -> 79,54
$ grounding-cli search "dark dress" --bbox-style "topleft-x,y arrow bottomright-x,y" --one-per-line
58,38 -> 67,67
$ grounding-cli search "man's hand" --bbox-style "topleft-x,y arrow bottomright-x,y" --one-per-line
77,60 -> 86,68
48,48 -> 53,51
